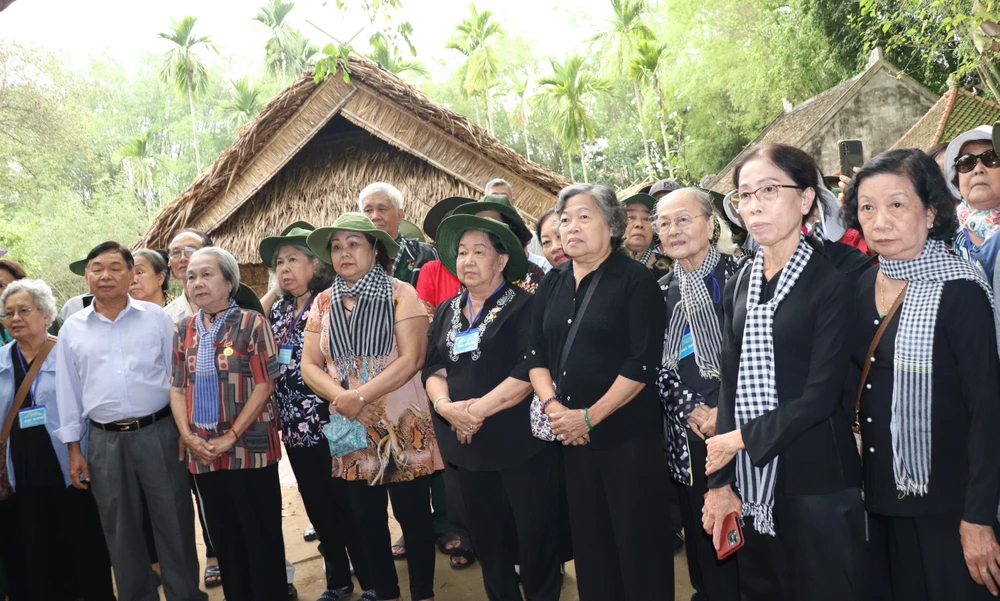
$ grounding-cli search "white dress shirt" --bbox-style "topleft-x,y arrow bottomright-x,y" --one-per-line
53,296 -> 175,443
164,293 -> 194,324
528,251 -> 552,274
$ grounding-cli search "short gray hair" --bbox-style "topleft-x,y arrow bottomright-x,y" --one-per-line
1,278 -> 57,327
655,187 -> 739,255
271,244 -> 335,293
189,247 -> 240,297
133,248 -> 170,293
485,178 -> 514,198
358,182 -> 404,210
555,184 -> 627,248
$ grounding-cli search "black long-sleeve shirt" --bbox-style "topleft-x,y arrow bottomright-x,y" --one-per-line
525,251 -> 666,447
709,252 -> 862,494
849,268 -> 1000,525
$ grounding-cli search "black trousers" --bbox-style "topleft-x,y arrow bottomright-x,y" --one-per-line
347,475 -> 435,601
456,447 -> 562,601
738,487 -> 865,601
864,512 -> 999,601
677,431 -> 739,601
563,439 -> 674,601
194,464 -> 287,601
287,443 -> 369,591
1,485 -> 115,601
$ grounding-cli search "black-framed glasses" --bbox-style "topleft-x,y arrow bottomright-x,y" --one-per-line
955,149 -> 1000,174
729,184 -> 806,210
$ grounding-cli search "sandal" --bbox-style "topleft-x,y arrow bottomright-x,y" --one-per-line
435,531 -> 462,555
449,548 -> 477,570
391,535 -> 406,560
204,564 -> 223,588
444,532 -> 477,569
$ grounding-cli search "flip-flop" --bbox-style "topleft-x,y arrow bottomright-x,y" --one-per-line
436,531 -> 462,555
449,549 -> 477,570
391,535 -> 406,560
204,564 -> 222,588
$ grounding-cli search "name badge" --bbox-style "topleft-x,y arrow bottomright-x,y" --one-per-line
679,327 -> 695,360
277,344 -> 293,365
454,329 -> 480,355
18,406 -> 46,429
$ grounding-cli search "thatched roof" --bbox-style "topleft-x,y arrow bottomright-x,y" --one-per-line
136,56 -> 571,261
891,87 -> 1000,151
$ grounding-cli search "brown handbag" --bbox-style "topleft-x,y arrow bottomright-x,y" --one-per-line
853,284 -> 907,454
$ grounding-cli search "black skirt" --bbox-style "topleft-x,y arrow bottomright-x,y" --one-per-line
9,347 -> 63,490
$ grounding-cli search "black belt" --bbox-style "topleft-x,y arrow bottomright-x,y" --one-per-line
91,405 -> 172,432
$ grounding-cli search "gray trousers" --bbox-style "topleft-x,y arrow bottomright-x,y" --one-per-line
88,416 -> 207,601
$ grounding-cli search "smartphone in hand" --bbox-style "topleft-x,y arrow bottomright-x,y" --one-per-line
839,139 -> 864,176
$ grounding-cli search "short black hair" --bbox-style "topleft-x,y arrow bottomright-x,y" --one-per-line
86,241 -> 134,270
842,148 -> 959,242
169,228 -> 213,248
0,260 -> 27,281
535,208 -> 558,241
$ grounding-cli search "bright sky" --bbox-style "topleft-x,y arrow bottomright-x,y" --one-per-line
0,0 -> 607,76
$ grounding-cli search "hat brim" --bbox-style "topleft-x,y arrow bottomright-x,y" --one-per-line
452,202 -> 532,246
306,226 -> 400,266
398,219 -> 426,243
621,193 -> 657,212
258,235 -> 310,267
423,197 -> 475,240
69,259 -> 87,277
233,282 -> 264,315
944,125 -> 993,198
436,215 -> 529,282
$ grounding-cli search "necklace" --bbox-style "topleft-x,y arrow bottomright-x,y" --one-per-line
206,308 -> 227,323
878,275 -> 906,317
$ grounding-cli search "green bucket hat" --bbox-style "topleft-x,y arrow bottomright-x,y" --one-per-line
452,194 -> 532,246
258,221 -> 316,267
69,258 -> 88,277
620,193 -> 657,212
306,213 -> 401,266
398,219 -> 426,243
436,215 -> 528,282
423,196 -> 474,240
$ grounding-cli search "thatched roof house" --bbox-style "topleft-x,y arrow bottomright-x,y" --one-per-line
891,86 -> 1000,150
136,56 -> 571,289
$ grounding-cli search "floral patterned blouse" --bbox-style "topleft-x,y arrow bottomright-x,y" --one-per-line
270,295 -> 329,448
513,261 -> 547,295
305,279 -> 443,486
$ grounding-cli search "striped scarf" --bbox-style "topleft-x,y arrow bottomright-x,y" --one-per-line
735,236 -> 813,535
192,299 -> 238,430
663,245 -> 723,379
326,266 -> 396,383
879,239 -> 994,496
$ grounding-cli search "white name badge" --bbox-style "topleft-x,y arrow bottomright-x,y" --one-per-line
18,406 -> 46,429
454,329 -> 480,354
277,344 -> 293,365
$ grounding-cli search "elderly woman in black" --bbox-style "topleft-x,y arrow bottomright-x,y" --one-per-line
703,144 -> 864,601
527,183 -> 672,600
424,215 -> 561,601
842,148 -> 1000,600
656,187 -> 739,601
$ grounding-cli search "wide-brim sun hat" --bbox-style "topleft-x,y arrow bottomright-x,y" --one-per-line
452,194 -> 532,246
69,258 -> 88,277
306,213 -> 400,266
233,282 -> 264,315
258,221 -> 316,267
944,124 -> 993,199
620,193 -> 657,212
722,170 -> 845,243
436,215 -> 529,282
423,196 -> 474,240
398,219 -> 427,242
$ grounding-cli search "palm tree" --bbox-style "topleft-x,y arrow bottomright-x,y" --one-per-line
158,16 -> 216,170
446,4 -> 504,133
223,77 -> 265,126
254,0 -> 298,85
367,36 -> 429,77
285,30 -> 320,76
537,56 -> 613,183
629,39 -> 672,162
114,130 -> 161,214
509,73 -> 532,162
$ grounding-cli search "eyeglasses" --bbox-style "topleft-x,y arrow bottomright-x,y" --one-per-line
168,246 -> 199,259
3,307 -> 36,320
659,214 -> 706,232
730,184 -> 806,211
955,149 -> 1000,174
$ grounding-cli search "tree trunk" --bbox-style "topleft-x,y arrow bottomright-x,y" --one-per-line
654,75 -> 670,160
472,95 -> 482,127
483,74 -> 495,134
578,128 -> 589,184
186,71 -> 202,170
523,124 -> 532,162
633,80 -> 654,178
566,148 -> 575,181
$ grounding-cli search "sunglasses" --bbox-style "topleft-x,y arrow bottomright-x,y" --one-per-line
955,149 -> 1000,174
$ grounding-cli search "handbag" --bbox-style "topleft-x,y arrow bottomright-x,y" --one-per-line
0,336 -> 57,501
852,282 -> 907,456
323,412 -> 368,458
530,268 -> 605,441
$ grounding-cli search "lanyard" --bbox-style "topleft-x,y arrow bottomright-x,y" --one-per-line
14,344 -> 39,407
278,293 -> 315,346
463,282 -> 505,333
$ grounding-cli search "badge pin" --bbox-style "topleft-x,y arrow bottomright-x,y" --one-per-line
223,347 -> 234,356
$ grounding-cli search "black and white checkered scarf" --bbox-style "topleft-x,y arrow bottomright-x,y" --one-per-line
326,265 -> 396,383
879,239 -> 993,496
663,245 -> 723,379
736,236 -> 813,535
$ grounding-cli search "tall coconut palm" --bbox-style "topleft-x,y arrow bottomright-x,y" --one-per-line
223,77 -> 265,126
367,36 -> 429,77
114,130 -> 161,214
446,4 -> 504,133
254,0 -> 298,85
537,56 -> 613,183
629,38 -> 672,161
285,30 -> 320,76
158,16 -> 216,170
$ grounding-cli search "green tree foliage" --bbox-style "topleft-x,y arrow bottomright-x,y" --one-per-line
223,77 -> 265,126
367,35 -> 429,77
446,4 -> 505,133
158,16 -> 217,170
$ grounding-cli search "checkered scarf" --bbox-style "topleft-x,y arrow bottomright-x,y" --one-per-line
663,245 -> 723,379
879,239 -> 993,496
326,265 -> 396,383
735,236 -> 813,535
192,299 -> 238,430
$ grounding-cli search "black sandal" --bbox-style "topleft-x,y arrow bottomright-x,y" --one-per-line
391,535 -> 406,560
449,548 -> 477,570
204,564 -> 222,588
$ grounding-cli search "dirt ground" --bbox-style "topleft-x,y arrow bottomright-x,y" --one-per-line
153,455 -> 696,601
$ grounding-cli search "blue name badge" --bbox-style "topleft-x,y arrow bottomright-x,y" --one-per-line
277,344 -> 293,365
679,327 -> 695,360
454,329 -> 480,355
18,406 -> 46,429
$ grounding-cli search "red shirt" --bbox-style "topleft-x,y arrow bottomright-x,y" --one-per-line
416,259 -> 461,308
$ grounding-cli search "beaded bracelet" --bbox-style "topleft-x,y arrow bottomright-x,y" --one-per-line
540,395 -> 559,412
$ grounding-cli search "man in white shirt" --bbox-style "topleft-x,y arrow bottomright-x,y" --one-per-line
54,241 -> 207,601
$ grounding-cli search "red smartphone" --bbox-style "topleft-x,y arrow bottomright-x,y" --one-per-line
705,492 -> 744,560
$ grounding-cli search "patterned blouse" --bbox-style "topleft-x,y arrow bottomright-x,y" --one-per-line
513,261 -> 547,295
172,309 -> 282,474
305,279 -> 443,486
270,295 -> 329,448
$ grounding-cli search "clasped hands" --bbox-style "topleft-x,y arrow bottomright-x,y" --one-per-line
547,400 -> 590,446
332,388 -> 381,427
438,399 -> 484,444
182,430 -> 237,466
